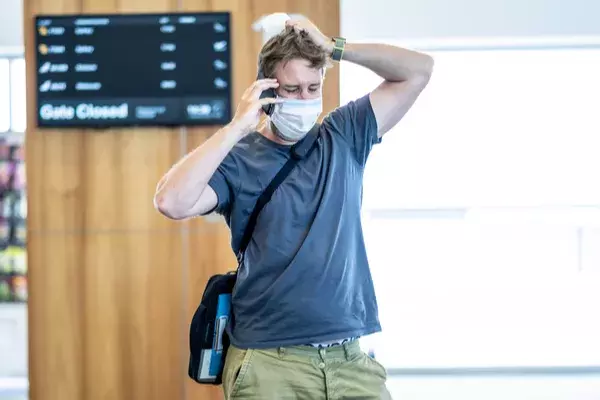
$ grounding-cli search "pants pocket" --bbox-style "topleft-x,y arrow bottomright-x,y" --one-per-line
364,352 -> 388,380
223,345 -> 254,399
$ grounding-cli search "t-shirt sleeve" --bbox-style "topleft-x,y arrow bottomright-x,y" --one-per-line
204,153 -> 239,217
323,93 -> 381,166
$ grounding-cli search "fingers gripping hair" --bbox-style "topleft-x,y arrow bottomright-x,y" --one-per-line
258,26 -> 331,78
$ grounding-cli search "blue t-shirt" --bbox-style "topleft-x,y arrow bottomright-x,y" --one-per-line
207,94 -> 382,349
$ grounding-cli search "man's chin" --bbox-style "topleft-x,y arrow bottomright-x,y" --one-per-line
269,121 -> 303,144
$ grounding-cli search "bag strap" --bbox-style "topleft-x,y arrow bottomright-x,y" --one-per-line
236,124 -> 321,263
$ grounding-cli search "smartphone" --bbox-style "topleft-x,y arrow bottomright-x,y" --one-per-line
257,67 -> 277,116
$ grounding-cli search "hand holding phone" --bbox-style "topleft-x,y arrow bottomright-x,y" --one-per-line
231,78 -> 280,136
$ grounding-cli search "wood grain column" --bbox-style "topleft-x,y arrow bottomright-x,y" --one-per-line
24,1 -> 339,400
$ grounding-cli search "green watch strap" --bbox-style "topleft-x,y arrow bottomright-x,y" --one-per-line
331,37 -> 346,62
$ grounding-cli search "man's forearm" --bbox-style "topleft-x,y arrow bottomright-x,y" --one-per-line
340,43 -> 433,82
154,121 -> 244,215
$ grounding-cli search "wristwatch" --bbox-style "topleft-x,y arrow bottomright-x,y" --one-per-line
331,37 -> 346,62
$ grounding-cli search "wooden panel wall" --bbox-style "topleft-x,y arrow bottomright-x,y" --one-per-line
24,1 -> 339,400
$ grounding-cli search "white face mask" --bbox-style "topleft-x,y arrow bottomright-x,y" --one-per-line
270,97 -> 323,142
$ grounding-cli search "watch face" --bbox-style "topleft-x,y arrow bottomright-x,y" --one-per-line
332,48 -> 343,61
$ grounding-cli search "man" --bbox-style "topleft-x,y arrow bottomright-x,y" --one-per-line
155,17 -> 433,400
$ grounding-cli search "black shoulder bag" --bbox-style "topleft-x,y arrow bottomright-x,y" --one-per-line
188,124 -> 320,385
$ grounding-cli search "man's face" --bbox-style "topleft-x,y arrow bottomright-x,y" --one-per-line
273,58 -> 323,100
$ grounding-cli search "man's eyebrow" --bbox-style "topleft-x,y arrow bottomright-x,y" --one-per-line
281,83 -> 321,89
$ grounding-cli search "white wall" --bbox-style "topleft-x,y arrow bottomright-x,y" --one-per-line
0,0 -> 23,49
341,0 -> 600,40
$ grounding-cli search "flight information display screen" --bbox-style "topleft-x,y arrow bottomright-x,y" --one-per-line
34,12 -> 231,128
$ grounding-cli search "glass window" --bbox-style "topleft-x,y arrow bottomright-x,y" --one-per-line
342,48 -> 600,209
0,59 -> 10,132
342,46 -> 600,369
9,58 -> 26,132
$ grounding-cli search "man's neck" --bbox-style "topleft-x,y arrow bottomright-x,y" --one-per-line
258,120 -> 297,146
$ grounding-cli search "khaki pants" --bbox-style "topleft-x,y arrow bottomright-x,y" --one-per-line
222,340 -> 393,399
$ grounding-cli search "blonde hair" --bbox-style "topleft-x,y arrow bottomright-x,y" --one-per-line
258,26 -> 331,77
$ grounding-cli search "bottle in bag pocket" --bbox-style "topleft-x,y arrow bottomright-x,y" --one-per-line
194,293 -> 231,383
207,293 -> 231,377
188,272 -> 235,385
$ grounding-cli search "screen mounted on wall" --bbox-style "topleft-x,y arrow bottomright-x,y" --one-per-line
34,12 -> 232,128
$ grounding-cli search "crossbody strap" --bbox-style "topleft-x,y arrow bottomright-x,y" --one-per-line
236,124 -> 321,263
